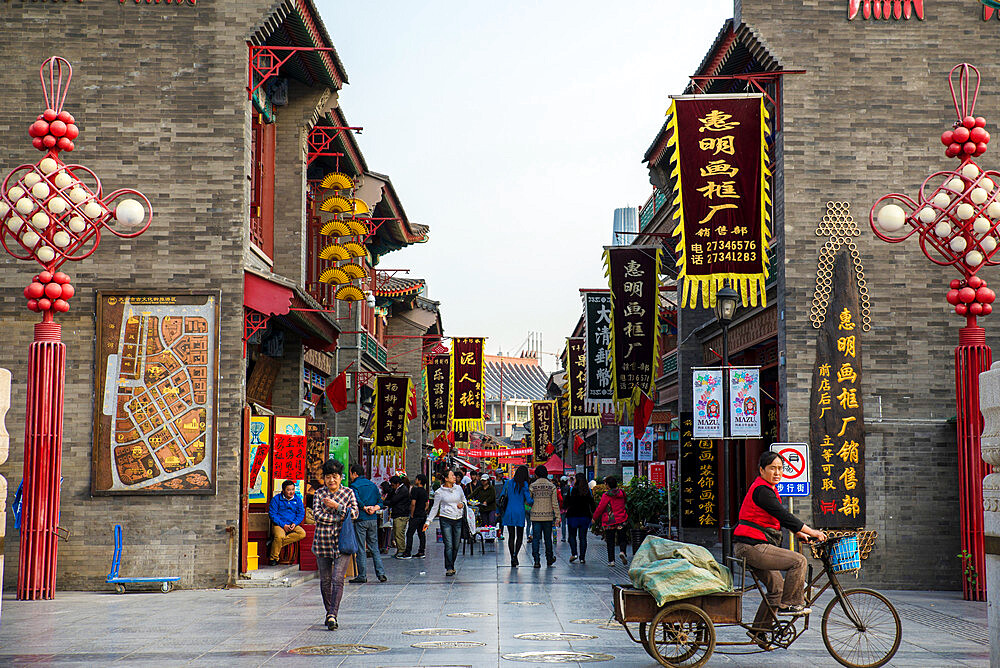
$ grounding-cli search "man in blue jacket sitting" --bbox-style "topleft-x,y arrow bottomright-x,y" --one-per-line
268,480 -> 305,564
348,464 -> 387,583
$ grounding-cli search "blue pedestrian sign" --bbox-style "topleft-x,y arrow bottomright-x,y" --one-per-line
769,443 -> 810,497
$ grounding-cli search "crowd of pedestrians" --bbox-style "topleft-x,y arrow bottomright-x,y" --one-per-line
304,456 -> 637,631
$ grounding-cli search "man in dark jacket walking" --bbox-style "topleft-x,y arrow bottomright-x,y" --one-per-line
348,465 -> 387,583
386,476 -> 411,557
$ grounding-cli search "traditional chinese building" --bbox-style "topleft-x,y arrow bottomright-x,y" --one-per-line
0,0 -> 432,590
640,2 -> 1000,590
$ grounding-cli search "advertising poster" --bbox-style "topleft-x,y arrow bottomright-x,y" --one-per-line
328,436 -> 350,468
693,368 -> 724,438
729,367 -> 761,437
619,426 -> 654,462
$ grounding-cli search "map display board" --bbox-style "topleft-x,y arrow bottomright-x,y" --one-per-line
92,291 -> 220,495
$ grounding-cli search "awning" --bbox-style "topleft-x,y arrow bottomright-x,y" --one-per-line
244,270 -> 340,351
244,271 -> 292,316
543,453 -> 565,473
453,457 -> 481,472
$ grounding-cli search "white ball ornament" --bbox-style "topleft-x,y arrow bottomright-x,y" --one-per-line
972,188 -> 989,205
31,211 -> 49,229
21,230 -> 39,246
30,182 -> 49,200
22,173 -> 41,189
52,231 -> 71,248
53,172 -> 74,190
933,192 -> 953,208
876,204 -> 907,232
982,236 -> 998,253
83,201 -> 104,219
948,177 -> 967,192
114,199 -> 145,227
950,237 -> 968,252
934,221 -> 952,237
8,186 -> 25,201
38,158 -> 58,174
974,217 -> 991,234
6,215 -> 23,231
963,163 -> 981,179
68,187 -> 88,204
982,177 -> 995,192
918,207 -> 937,223
15,198 -> 35,215
988,201 -> 1000,218
958,203 -> 976,220
47,197 -> 67,215
36,246 -> 55,263
68,216 -> 87,233
967,250 -> 985,266
0,201 -> 8,217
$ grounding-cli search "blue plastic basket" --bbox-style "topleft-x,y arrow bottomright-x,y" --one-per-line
829,535 -> 861,573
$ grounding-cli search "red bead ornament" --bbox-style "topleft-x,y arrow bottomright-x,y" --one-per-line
53,299 -> 69,313
971,303 -> 985,315
960,287 -> 977,303
948,289 -> 962,304
42,109 -> 57,122
956,303 -> 969,315
59,283 -> 74,300
963,115 -> 977,128
968,276 -> 983,289
951,279 -> 963,289
942,130 -> 955,145
43,282 -> 61,299
954,126 -> 971,143
985,303 -> 994,315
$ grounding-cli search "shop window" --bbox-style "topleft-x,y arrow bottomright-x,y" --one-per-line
250,111 -> 275,260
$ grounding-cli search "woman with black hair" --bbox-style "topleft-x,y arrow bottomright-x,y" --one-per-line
565,475 -> 596,563
499,465 -> 533,567
423,468 -> 468,576
734,450 -> 827,629
311,458 -> 359,630
593,475 -> 629,566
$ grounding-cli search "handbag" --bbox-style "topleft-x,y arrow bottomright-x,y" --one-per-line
338,492 -> 360,555
497,491 -> 509,515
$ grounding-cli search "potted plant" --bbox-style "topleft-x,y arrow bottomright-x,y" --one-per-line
624,476 -> 670,551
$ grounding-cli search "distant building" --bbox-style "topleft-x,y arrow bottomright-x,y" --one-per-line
612,207 -> 638,246
482,355 -> 548,439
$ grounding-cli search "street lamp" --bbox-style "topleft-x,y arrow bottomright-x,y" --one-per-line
714,282 -> 739,563
0,57 -> 151,600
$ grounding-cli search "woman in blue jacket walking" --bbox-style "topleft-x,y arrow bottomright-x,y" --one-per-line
500,465 -> 533,567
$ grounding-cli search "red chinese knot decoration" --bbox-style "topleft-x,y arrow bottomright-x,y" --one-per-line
0,57 -> 152,313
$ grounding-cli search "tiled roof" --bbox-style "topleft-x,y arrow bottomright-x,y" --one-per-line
483,356 -> 548,402
374,276 -> 424,298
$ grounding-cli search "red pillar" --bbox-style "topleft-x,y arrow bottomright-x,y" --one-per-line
954,324 -> 990,601
17,318 -> 65,600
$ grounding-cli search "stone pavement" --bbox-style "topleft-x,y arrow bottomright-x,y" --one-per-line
0,526 -> 990,667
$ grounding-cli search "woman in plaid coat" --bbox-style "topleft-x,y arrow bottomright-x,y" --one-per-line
312,458 -> 359,630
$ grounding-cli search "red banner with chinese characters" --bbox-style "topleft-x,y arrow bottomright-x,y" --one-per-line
451,338 -> 485,432
531,400 -> 556,462
456,447 -> 534,458
568,337 -> 601,429
272,433 -> 306,479
668,95 -> 771,309
424,355 -> 450,431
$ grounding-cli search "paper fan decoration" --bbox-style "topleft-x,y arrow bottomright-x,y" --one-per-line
346,219 -> 368,235
319,267 -> 350,285
336,285 -> 365,301
342,241 -> 366,258
320,195 -> 369,216
319,220 -> 351,237
319,243 -> 350,261
319,172 -> 354,191
341,263 -> 368,280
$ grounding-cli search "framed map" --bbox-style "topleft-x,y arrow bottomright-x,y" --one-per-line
92,291 -> 221,495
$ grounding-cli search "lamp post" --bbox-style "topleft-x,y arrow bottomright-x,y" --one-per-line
0,57 -> 151,600
870,63 -> 995,601
714,283 -> 739,563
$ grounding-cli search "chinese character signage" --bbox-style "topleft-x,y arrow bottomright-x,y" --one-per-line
649,461 -> 666,489
582,290 -> 613,409
272,416 -> 306,480
424,355 -> 450,431
373,375 -> 412,450
604,247 -> 662,416
619,426 -> 654,462
679,412 -> 718,527
667,95 -> 771,309
693,368 -> 724,438
306,421 -> 327,483
530,400 -> 556,462
729,367 -> 761,437
567,337 -> 601,429
810,251 -> 866,527
451,337 -> 485,432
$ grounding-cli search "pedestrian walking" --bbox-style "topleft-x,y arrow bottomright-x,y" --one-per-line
423,469 -> 468,576
559,476 -> 571,542
401,474 -> 430,558
312,458 -> 358,630
386,476 -> 410,557
470,474 -> 497,526
347,464 -> 387,583
499,465 -> 533,567
528,465 -> 560,568
593,475 -> 629,567
566,475 -> 596,563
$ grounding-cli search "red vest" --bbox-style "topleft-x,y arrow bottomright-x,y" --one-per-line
733,476 -> 781,542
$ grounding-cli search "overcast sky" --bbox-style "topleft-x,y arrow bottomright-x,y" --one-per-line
318,1 -> 733,370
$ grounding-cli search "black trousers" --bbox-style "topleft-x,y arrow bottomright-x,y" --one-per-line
506,525 -> 524,560
404,517 -> 426,555
604,527 -> 629,562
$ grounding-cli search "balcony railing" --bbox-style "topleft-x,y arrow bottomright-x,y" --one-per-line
639,189 -> 668,231
362,330 -> 388,367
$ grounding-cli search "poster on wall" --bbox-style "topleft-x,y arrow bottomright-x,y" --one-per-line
92,291 -> 220,495
618,426 -> 654,462
679,412 -> 719,528
692,368 -> 723,438
328,436 -> 350,468
272,416 -> 306,481
248,415 -> 271,505
305,421 -> 327,489
729,367 -> 761,437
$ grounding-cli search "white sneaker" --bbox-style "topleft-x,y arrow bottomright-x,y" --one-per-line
607,561 -> 616,567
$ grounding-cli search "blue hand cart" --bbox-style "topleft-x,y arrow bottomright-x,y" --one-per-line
106,524 -> 180,594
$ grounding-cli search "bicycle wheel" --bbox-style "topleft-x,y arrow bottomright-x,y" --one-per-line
822,588 -> 901,668
646,603 -> 716,668
639,622 -> 652,657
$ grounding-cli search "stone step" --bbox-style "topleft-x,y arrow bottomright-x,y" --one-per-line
236,569 -> 318,589
244,563 -> 300,581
